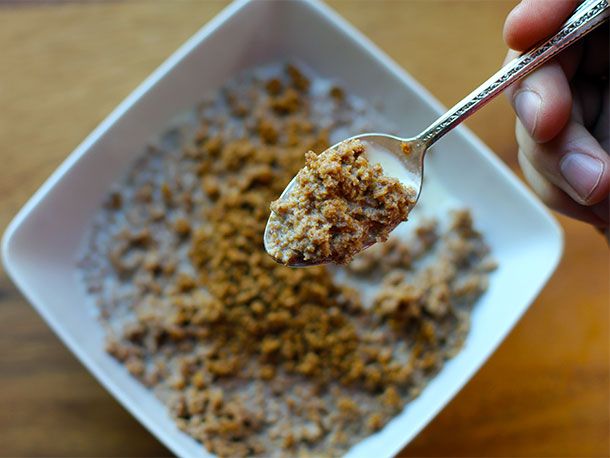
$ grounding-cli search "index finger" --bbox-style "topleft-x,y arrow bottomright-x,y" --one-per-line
503,0 -> 579,51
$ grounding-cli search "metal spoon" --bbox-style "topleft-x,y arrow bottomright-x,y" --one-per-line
265,0 -> 609,267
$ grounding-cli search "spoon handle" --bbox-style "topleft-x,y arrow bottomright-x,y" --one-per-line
417,0 -> 609,148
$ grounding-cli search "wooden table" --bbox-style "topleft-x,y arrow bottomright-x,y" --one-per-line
1,1 -> 608,456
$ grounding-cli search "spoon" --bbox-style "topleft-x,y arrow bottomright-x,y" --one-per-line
265,0 -> 609,267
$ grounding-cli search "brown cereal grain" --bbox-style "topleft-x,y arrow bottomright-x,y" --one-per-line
266,139 -> 417,265
80,64 -> 495,458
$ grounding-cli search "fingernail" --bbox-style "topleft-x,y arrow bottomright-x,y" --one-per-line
560,153 -> 604,202
514,90 -> 541,135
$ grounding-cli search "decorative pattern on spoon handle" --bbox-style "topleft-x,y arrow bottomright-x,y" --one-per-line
418,0 -> 609,147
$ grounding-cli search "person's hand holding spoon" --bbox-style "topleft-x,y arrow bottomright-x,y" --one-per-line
504,0 -> 609,236
265,0 -> 609,267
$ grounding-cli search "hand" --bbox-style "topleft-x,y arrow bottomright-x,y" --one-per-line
503,0 -> 609,237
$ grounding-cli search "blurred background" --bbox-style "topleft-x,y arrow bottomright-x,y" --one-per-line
0,0 -> 608,456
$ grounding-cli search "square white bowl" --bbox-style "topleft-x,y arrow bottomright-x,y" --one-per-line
2,0 -> 563,457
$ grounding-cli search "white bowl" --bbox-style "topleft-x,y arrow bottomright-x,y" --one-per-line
2,0 -> 563,456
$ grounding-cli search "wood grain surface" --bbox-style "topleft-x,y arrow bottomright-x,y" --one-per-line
0,1 -> 608,457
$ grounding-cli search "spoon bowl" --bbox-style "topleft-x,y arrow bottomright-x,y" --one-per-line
263,134 -> 425,267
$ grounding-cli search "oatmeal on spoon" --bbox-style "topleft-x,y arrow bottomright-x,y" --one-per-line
265,138 -> 417,266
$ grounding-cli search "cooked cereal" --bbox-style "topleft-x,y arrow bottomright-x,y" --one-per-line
80,64 -> 495,458
266,139 -> 416,266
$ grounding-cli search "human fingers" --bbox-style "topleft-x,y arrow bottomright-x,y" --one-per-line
504,58 -> 573,143
516,118 -> 610,207
504,0 -> 578,52
518,148 -> 609,226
